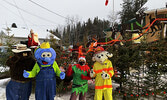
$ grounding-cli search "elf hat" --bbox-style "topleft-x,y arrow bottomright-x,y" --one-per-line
78,56 -> 86,62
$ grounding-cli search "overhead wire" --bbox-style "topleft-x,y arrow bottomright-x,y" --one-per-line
0,3 -> 31,28
0,3 -> 28,29
28,0 -> 74,22
1,24 -> 57,29
12,0 -> 29,30
3,0 -> 59,25
0,3 -> 21,19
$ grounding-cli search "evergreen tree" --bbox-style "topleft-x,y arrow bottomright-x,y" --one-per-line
142,40 -> 167,99
0,27 -> 17,76
120,0 -> 147,24
119,0 -> 147,32
61,17 -> 110,46
63,25 -> 70,46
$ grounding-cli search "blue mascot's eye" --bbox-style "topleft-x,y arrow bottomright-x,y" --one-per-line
41,52 -> 52,58
47,52 -> 52,57
42,54 -> 46,57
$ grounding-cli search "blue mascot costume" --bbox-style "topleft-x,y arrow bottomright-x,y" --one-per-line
23,42 -> 65,100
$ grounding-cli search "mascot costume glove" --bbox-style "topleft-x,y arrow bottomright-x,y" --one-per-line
23,70 -> 30,78
90,69 -> 95,78
60,72 -> 65,80
101,71 -> 110,79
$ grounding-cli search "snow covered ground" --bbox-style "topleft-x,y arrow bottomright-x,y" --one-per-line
0,78 -> 93,100
0,78 -> 71,100
0,78 -> 10,100
0,78 -> 119,100
0,66 -> 93,100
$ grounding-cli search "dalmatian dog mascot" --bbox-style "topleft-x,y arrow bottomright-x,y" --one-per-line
90,46 -> 114,100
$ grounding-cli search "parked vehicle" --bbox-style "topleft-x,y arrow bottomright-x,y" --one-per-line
0,46 -> 9,66
0,46 -> 8,53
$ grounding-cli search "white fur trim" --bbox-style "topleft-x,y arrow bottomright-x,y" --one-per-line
78,57 -> 86,62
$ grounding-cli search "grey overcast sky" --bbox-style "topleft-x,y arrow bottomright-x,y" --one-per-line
0,0 -> 123,30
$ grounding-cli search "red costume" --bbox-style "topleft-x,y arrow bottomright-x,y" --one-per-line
66,57 -> 91,100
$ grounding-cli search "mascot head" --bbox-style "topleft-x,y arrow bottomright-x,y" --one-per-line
78,56 -> 86,66
92,46 -> 113,64
34,42 -> 56,65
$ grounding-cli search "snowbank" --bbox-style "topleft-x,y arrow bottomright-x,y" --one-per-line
0,78 -> 10,100
0,78 -> 10,87
0,67 -> 9,73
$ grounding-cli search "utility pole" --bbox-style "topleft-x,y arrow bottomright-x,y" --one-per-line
113,0 -> 114,16
112,0 -> 115,27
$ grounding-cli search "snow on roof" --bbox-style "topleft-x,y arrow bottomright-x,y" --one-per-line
2,28 -> 60,40
137,0 -> 167,14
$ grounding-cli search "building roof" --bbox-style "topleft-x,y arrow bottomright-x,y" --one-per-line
137,0 -> 167,14
2,27 -> 60,40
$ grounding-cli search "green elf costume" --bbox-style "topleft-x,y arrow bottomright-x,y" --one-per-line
66,56 -> 91,100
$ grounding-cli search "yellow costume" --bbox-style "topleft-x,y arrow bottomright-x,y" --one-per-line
93,59 -> 114,100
